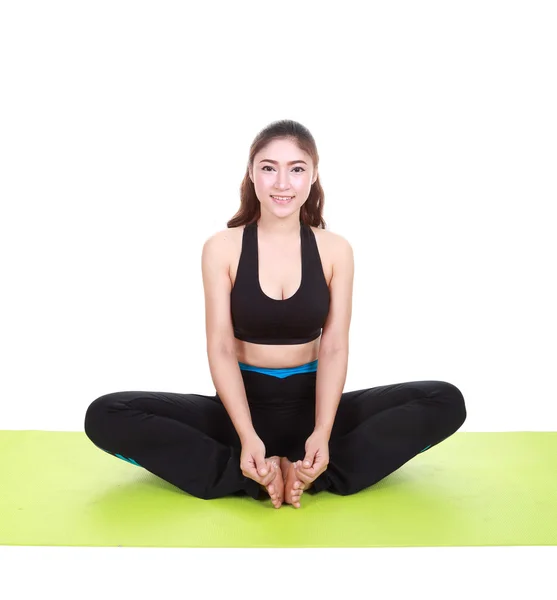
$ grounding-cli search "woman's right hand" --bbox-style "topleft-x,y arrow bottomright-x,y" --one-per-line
240,434 -> 277,487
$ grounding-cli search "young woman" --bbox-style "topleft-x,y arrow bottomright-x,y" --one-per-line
84,119 -> 467,509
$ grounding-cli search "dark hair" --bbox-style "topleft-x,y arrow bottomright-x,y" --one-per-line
226,119 -> 327,229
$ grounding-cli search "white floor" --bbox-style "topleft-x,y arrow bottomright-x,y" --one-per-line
2,546 -> 555,599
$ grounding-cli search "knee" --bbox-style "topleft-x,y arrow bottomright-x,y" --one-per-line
84,392 -> 127,442
437,381 -> 467,430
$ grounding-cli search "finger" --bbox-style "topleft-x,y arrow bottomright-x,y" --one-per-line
297,462 -> 314,473
262,462 -> 279,486
261,459 -> 277,478
301,458 -> 327,473
247,464 -> 267,483
302,454 -> 315,469
297,464 -> 318,477
294,469 -> 314,485
249,470 -> 263,485
298,463 -> 326,482
264,470 -> 278,486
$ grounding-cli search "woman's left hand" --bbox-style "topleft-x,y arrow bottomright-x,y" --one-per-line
295,430 -> 330,486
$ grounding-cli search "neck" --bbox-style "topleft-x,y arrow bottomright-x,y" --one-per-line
257,213 -> 301,239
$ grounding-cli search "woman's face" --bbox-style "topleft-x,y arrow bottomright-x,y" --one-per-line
250,138 -> 317,216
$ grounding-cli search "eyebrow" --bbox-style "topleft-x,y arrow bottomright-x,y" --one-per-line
259,159 -> 308,165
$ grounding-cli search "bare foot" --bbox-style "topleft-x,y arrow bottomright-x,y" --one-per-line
259,457 -> 284,508
280,457 -> 313,509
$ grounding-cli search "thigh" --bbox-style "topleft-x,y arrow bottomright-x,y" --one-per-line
330,380 -> 456,439
90,390 -> 241,449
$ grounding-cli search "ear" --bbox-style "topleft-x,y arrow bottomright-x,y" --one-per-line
312,170 -> 318,185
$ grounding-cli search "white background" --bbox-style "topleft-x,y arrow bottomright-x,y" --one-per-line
1,1 -> 555,598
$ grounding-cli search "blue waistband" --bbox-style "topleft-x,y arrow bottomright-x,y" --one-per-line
238,359 -> 318,379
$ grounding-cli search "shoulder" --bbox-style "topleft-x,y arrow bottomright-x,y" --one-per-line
203,226 -> 244,254
310,225 -> 350,246
202,227 -> 246,283
311,226 -> 353,264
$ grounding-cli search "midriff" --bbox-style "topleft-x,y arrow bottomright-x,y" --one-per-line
233,336 -> 322,369
227,223 -> 333,369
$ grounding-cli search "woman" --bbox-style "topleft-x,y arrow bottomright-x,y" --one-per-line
84,119 -> 467,509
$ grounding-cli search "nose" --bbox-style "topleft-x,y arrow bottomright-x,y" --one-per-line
274,178 -> 291,191
274,170 -> 292,190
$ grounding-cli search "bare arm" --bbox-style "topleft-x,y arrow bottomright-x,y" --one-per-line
201,232 -> 257,444
207,349 -> 257,443
314,235 -> 354,437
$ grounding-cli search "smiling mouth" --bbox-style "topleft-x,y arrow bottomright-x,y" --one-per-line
271,195 -> 294,203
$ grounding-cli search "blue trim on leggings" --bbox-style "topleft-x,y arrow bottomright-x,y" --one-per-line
99,447 -> 141,467
238,359 -> 318,379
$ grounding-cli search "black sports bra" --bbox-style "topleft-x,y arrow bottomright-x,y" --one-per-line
230,220 -> 330,345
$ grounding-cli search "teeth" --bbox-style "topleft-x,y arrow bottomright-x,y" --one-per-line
272,196 -> 293,200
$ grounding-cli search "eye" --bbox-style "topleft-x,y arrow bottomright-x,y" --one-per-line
262,166 -> 305,172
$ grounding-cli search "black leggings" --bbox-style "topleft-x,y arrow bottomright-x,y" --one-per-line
84,359 -> 466,500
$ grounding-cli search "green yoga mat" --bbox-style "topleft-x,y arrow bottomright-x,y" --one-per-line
1,431 -> 556,548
